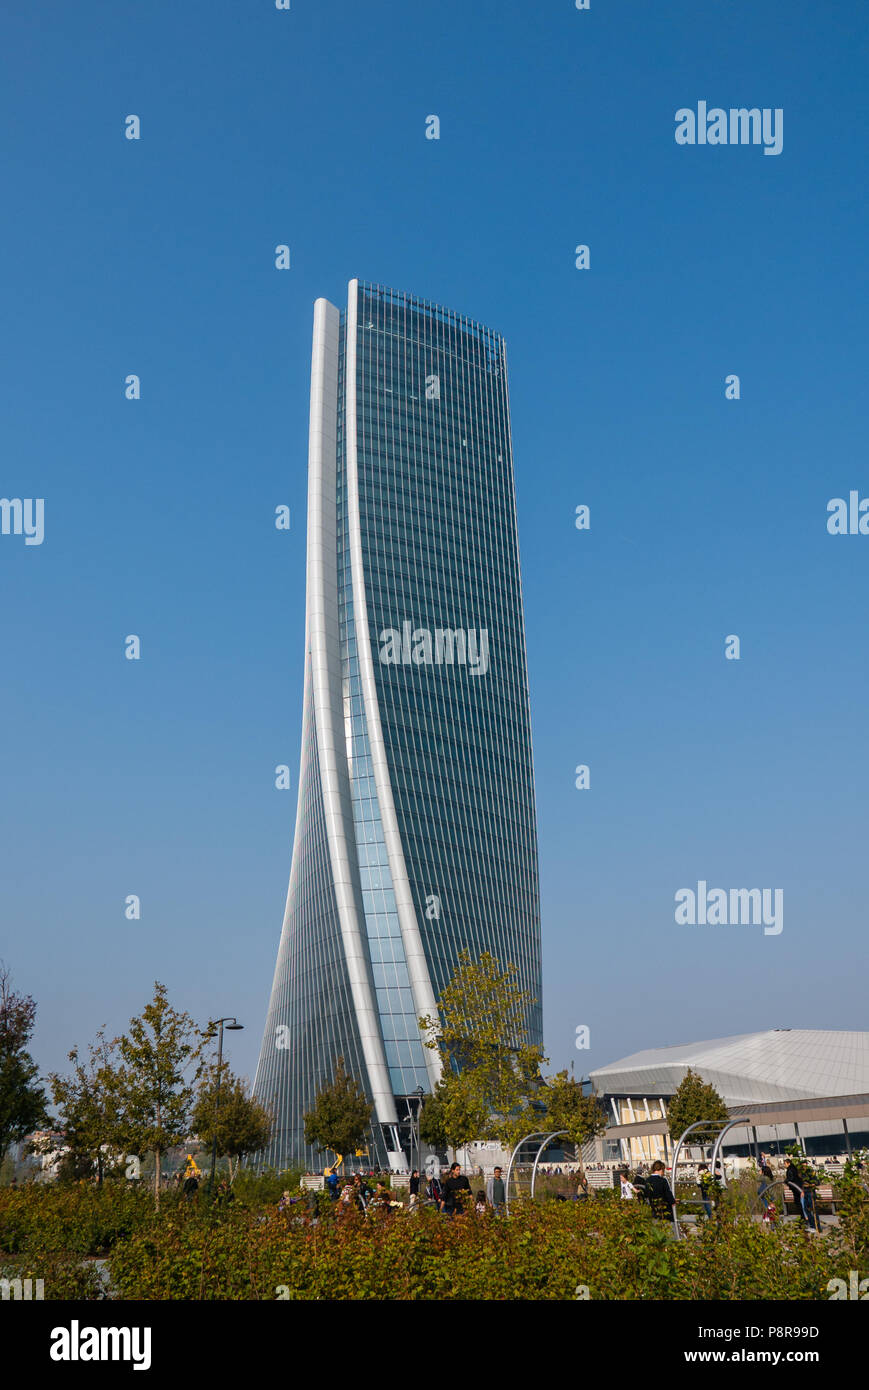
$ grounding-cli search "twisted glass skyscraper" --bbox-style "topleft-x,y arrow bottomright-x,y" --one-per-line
254,280 -> 541,1170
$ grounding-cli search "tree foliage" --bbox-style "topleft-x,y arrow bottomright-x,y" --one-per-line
666,1067 -> 729,1144
192,1066 -> 272,1178
112,982 -> 203,1205
539,1070 -> 609,1149
0,963 -> 49,1167
419,950 -> 546,1150
303,1057 -> 372,1161
418,1089 -> 448,1151
49,1028 -> 124,1184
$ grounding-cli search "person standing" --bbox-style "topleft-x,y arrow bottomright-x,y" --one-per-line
643,1160 -> 676,1223
409,1169 -> 420,1210
784,1158 -> 805,1224
442,1161 -> 471,1216
619,1170 -> 638,1200
486,1165 -> 506,1214
428,1170 -> 443,1210
698,1164 -> 714,1218
757,1154 -> 775,1211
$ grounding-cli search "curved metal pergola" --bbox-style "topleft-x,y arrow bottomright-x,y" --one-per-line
669,1119 -> 731,1240
530,1132 -> 570,1199
505,1130 -> 575,1211
710,1119 -> 747,1179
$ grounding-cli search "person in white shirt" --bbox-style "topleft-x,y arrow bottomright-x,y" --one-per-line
620,1170 -> 639,1200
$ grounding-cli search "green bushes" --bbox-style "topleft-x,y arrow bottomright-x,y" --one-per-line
1,1180 -> 856,1300
0,1183 -> 153,1257
0,1254 -> 106,1300
107,1198 -> 848,1301
0,1183 -> 153,1300
836,1155 -> 869,1264
228,1167 -> 303,1205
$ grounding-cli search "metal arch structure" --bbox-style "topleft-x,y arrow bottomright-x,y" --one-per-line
669,1119 -> 731,1240
530,1132 -> 571,1199
504,1130 -> 566,1212
710,1119 -> 749,1182
504,1131 -> 549,1212
669,1120 -> 724,1192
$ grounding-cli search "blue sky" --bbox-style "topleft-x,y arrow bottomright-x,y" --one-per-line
2,0 -> 867,1090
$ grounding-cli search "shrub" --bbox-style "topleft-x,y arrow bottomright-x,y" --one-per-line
107,1196 -> 849,1301
0,1182 -> 153,1257
230,1167 -> 303,1206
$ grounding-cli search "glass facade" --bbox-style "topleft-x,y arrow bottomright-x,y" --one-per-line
254,281 -> 541,1171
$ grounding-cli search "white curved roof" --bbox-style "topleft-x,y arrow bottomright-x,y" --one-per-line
589,1030 -> 869,1105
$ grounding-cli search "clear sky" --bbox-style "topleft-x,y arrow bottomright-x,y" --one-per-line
2,0 -> 867,1092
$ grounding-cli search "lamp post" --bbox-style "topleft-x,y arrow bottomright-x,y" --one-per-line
411,1086 -> 425,1173
206,1017 -> 243,1190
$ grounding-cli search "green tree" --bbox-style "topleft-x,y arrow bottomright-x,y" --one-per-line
112,982 -> 203,1207
837,1149 -> 869,1264
419,950 -> 546,1151
540,1070 -> 609,1149
665,1068 -> 729,1144
49,1028 -> 125,1184
191,1066 -> 273,1180
303,1057 -> 372,1162
0,964 -> 49,1170
418,1089 -> 448,1151
426,1072 -> 491,1153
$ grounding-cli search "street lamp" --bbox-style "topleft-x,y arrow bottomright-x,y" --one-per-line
411,1086 -> 425,1173
206,1017 -> 243,1189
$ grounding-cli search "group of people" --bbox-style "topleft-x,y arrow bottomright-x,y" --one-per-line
321,1171 -> 398,1213
755,1151 -> 822,1230
415,1162 -> 508,1215
618,1160 -> 678,1221
288,1148 -> 838,1231
310,1162 -> 510,1218
614,1152 -> 827,1231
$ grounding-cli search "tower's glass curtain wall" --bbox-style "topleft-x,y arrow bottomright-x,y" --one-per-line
254,280 -> 542,1170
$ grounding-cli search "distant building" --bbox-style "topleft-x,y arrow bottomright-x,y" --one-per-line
590,1030 -> 869,1163
24,1131 -> 68,1181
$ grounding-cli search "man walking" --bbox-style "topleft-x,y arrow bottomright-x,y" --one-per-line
757,1153 -> 775,1212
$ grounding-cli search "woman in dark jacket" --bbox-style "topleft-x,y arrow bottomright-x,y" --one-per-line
784,1161 -> 805,1222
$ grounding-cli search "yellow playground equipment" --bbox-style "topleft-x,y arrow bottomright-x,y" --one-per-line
324,1145 -> 371,1177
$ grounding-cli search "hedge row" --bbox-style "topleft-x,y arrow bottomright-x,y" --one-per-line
107,1199 -> 846,1301
0,1184 -> 154,1257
